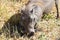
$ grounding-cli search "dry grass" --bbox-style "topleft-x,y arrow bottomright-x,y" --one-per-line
0,0 -> 60,40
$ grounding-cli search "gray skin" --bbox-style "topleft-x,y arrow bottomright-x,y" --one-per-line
20,0 -> 59,36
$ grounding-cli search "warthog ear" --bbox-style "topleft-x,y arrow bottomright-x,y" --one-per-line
21,5 -> 26,11
21,5 -> 26,14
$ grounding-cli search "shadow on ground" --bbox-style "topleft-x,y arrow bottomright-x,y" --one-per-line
0,13 -> 27,38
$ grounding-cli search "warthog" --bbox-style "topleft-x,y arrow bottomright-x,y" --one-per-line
20,0 -> 59,36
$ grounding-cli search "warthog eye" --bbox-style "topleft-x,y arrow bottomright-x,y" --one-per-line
30,9 -> 33,13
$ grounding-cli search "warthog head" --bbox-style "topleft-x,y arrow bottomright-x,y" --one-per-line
20,3 -> 43,36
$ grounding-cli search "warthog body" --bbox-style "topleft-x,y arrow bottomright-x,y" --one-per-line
20,0 -> 59,36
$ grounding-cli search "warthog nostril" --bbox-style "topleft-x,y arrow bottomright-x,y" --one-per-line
28,32 -> 34,37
